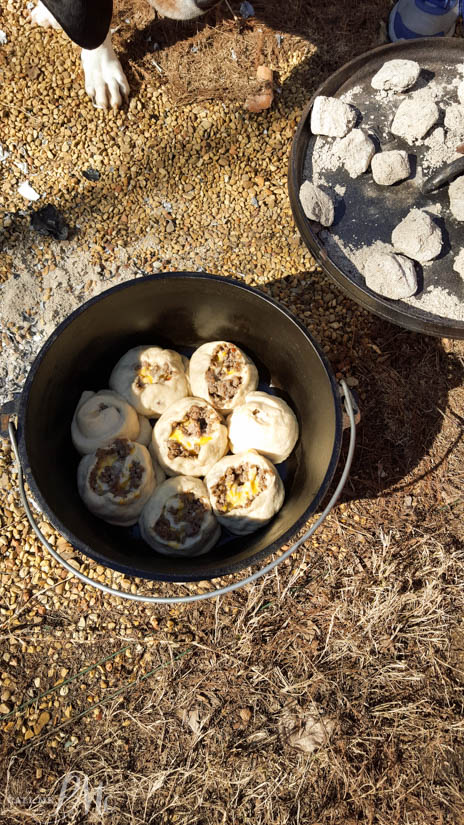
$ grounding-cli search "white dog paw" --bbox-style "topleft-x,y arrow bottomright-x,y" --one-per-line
81,34 -> 130,109
30,0 -> 62,29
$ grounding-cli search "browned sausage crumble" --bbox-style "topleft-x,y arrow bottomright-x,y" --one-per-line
134,360 -> 173,389
167,404 -> 215,460
205,344 -> 244,405
154,492 -> 208,543
89,439 -> 143,497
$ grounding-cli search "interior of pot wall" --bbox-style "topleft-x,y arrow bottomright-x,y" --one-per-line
19,275 -> 340,581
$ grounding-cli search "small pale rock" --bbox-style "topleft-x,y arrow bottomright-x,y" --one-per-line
337,129 -> 375,178
256,65 -> 272,83
371,59 -> 420,92
0,702 -> 11,714
364,252 -> 417,299
311,95 -> 357,138
299,181 -> 334,227
371,150 -> 410,185
34,710 -> 50,734
392,209 -> 442,262
391,96 -> 439,142
444,104 -> 464,132
449,177 -> 464,220
239,707 -> 252,724
18,182 -> 40,201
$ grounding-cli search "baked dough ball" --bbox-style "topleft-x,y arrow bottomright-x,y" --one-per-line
139,476 -> 220,557
109,346 -> 189,417
148,443 -> 167,485
205,450 -> 285,536
188,341 -> 259,414
77,438 -> 155,526
72,390 -> 143,456
153,397 -> 229,477
137,415 -> 152,447
227,391 -> 299,464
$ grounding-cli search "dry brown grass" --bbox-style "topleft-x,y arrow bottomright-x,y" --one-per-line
2,522 -> 464,824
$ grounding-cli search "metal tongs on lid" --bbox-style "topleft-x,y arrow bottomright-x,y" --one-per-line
422,144 -> 464,194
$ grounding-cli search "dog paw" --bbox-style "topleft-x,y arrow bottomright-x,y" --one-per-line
81,35 -> 130,109
30,1 -> 62,29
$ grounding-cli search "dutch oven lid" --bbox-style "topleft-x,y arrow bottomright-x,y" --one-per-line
288,37 -> 464,340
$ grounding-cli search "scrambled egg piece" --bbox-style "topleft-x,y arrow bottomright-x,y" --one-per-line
137,365 -> 154,385
223,467 -> 260,511
169,423 -> 212,453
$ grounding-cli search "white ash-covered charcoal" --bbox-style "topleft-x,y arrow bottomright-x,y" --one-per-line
391,96 -> 439,142
449,176 -> 464,220
336,129 -> 376,178
371,59 -> 420,92
453,248 -> 464,277
371,150 -> 410,185
299,181 -> 334,227
364,251 -> 417,299
391,209 -> 442,262
444,104 -> 464,132
310,95 -> 357,138
458,79 -> 464,105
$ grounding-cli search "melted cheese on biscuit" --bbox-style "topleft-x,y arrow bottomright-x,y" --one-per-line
137,365 -> 154,385
223,467 -> 260,511
169,423 -> 212,452
94,451 -> 133,495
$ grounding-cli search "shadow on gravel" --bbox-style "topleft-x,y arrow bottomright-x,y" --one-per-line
266,271 -> 464,506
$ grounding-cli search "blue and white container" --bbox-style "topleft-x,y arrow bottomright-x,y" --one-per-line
389,0 -> 460,40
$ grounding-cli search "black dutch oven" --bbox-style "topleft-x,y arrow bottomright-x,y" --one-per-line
6,273 -> 356,602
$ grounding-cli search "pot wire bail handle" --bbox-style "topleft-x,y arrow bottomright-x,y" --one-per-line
8,379 -> 356,604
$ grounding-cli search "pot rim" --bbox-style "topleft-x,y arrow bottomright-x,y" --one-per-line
17,272 -> 344,582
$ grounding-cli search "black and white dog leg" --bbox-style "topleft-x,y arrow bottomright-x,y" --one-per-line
30,1 -> 62,30
81,33 -> 129,109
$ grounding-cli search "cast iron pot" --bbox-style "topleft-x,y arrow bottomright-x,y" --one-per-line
7,273 -> 356,602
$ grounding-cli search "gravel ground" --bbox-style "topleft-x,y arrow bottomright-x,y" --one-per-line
1,2 -> 464,824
